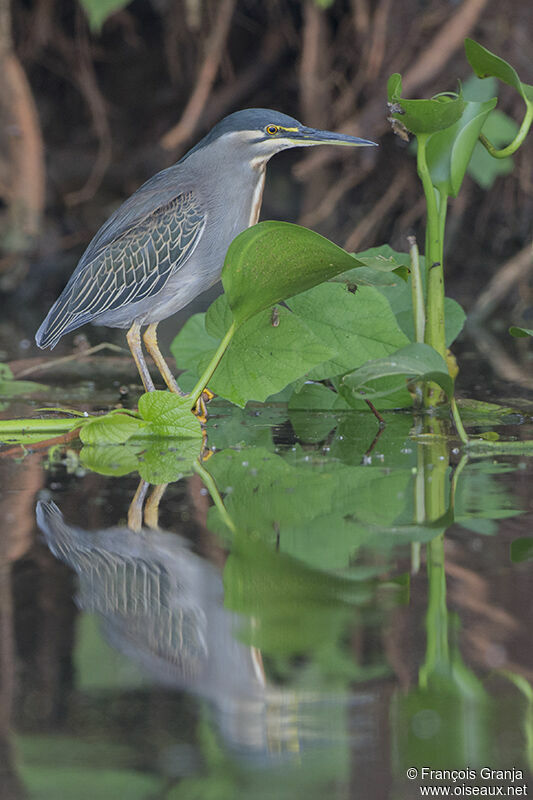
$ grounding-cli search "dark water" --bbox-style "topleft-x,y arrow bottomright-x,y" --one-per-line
1,385 -> 533,800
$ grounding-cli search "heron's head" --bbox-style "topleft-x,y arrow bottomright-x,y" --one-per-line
184,108 -> 377,166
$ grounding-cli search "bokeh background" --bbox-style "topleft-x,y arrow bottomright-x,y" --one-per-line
1,0 -> 532,362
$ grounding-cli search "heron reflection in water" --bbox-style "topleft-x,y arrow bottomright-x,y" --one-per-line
36,497 -> 311,757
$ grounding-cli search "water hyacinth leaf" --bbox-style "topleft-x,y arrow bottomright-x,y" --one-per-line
286,283 -> 410,382
339,374 -> 413,410
509,326 -> 533,338
196,300 -> 334,407
222,221 -> 362,326
331,265 -> 404,287
387,73 -> 465,134
465,39 -> 533,103
378,276 -> 465,347
341,343 -> 454,401
425,98 -> 497,197
170,313 -> 220,371
79,412 -> 146,445
354,244 -> 413,271
467,111 -> 518,188
138,391 -> 203,439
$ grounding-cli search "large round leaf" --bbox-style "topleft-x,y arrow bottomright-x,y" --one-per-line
221,221 -> 360,326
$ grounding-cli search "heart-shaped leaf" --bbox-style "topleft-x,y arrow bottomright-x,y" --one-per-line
138,391 -> 203,439
79,412 -> 146,445
222,221 -> 361,326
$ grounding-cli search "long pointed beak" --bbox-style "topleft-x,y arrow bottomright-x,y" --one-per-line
288,127 -> 378,148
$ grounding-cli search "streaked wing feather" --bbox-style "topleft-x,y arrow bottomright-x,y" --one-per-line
39,191 -> 205,346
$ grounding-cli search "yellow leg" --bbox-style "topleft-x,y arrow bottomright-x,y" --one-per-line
144,483 -> 168,529
127,321 -> 155,392
143,322 -> 185,396
127,479 -> 149,532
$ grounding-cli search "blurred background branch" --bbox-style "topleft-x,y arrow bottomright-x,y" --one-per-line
0,0 -> 531,341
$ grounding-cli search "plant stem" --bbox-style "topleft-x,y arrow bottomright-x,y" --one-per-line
0,418 -> 79,435
408,235 -> 425,343
479,101 -> 533,159
193,459 -> 236,534
189,320 -> 236,406
450,396 -> 469,444
416,136 -> 446,361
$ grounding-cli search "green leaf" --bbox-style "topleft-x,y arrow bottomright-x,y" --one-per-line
330,265 -> 404,287
286,283 -> 410,381
341,343 -> 454,400
181,296 -> 334,408
80,440 -> 199,482
170,313 -> 220,371
465,39 -> 533,104
79,0 -> 131,31
79,444 -> 142,476
79,412 -> 145,445
352,244 -> 412,272
288,382 -> 347,442
467,111 -> 518,188
510,538 -> 533,563
377,275 -> 465,347
222,221 -> 360,326
136,441 -> 200,483
509,326 -> 533,338
138,391 -> 203,439
425,98 -> 497,197
388,73 -> 466,134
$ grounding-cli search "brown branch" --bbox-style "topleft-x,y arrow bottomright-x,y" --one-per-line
470,242 -> 533,321
294,0 -> 491,181
343,169 -> 409,252
64,10 -> 112,206
202,29 -> 287,130
0,0 -> 45,247
160,0 -> 237,152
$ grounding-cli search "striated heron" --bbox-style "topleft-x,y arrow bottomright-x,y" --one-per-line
36,109 -> 376,394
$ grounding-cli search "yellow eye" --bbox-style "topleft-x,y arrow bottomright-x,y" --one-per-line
266,125 -> 279,135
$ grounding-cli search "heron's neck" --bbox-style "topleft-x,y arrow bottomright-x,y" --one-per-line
248,163 -> 266,227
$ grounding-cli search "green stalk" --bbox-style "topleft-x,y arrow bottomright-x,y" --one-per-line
416,135 -> 446,361
419,533 -> 449,688
479,101 -> 533,158
189,320 -> 236,406
193,459 -> 236,534
408,235 -> 425,343
0,418 -> 79,435
450,396 -> 469,445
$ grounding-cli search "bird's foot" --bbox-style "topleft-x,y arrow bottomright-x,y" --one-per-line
193,388 -> 215,423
